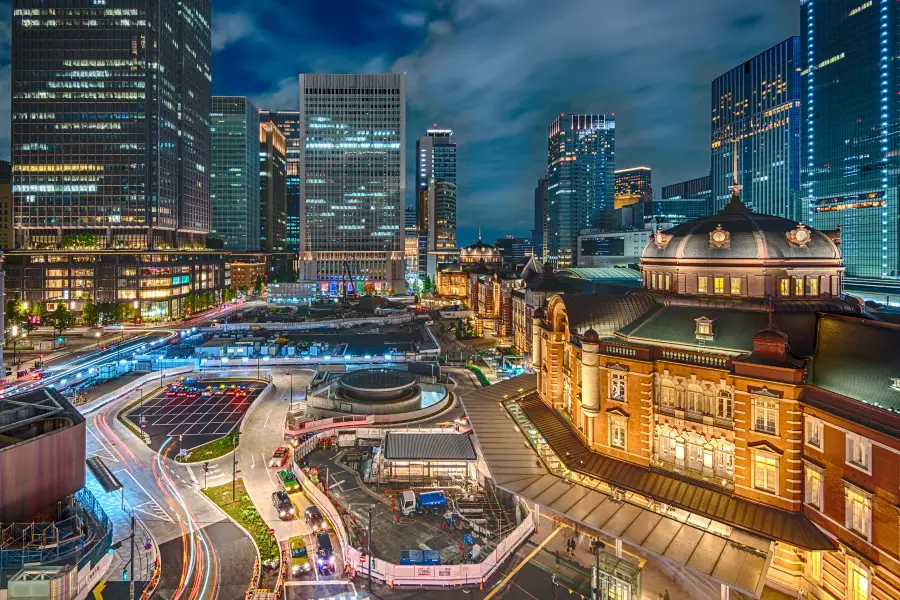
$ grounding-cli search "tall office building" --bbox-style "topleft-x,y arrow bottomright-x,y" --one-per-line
10,0 -> 212,250
614,166 -> 653,208
533,177 -> 549,260
649,198 -> 709,228
259,110 -> 301,252
298,73 -> 406,294
711,37 -> 801,218
0,161 -> 12,251
661,175 -> 712,202
546,114 -> 615,267
416,128 -> 458,277
404,205 -> 418,282
210,97 -> 260,252
259,122 -> 287,253
803,0 -> 899,280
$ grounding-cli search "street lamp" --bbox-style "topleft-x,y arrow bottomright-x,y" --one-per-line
10,325 -> 19,368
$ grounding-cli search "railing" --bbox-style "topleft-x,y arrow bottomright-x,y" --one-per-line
604,344 -> 637,358
654,403 -> 733,430
660,350 -> 729,369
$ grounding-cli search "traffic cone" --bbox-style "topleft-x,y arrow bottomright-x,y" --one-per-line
390,579 -> 394,589
479,579 -> 484,591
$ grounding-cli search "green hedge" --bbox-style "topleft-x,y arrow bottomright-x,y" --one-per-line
202,479 -> 279,561
465,364 -> 491,387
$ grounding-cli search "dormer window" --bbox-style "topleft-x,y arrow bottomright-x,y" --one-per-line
892,378 -> 900,392
695,317 -> 714,340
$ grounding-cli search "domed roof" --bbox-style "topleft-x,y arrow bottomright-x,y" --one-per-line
642,199 -> 841,261
462,238 -> 498,253
583,328 -> 600,343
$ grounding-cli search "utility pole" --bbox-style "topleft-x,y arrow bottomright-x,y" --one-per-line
290,373 -> 293,414
129,515 -> 135,600
367,506 -> 373,592
232,432 -> 238,501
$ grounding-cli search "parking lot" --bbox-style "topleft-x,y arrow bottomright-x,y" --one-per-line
124,379 -> 265,451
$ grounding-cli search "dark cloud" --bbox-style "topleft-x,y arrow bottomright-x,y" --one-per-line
0,0 -> 799,245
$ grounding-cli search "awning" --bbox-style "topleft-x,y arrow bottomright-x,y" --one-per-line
86,456 -> 122,493
461,375 -> 773,598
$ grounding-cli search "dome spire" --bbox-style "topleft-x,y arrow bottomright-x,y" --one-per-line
721,139 -> 751,214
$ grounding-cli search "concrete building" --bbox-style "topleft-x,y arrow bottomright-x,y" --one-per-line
614,166 -> 652,209
258,110 -> 302,252
210,97 -> 260,251
661,174 -> 711,202
259,122 -> 287,253
298,73 -> 406,295
577,229 -> 652,268
0,161 -> 11,251
404,205 -> 419,285
10,0 -> 211,251
546,114 -> 616,268
416,128 -> 459,278
711,37 -> 801,218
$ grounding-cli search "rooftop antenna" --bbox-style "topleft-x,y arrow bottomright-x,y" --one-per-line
728,138 -> 743,203
478,226 -> 482,241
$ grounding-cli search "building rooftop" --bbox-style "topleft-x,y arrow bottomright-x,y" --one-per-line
199,338 -> 232,347
0,388 -> 84,449
383,432 -> 476,461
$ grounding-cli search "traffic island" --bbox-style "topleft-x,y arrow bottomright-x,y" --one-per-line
201,479 -> 280,589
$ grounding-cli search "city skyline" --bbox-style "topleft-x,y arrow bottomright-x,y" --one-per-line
0,0 -> 798,245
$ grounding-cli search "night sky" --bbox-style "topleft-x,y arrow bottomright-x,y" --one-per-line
0,0 -> 799,245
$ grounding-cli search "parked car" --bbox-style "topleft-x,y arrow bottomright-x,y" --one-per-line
271,490 -> 295,520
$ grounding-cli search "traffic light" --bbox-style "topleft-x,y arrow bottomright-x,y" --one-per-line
122,567 -> 129,580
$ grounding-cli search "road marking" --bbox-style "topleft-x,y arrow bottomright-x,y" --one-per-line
281,580 -> 352,587
483,525 -> 562,600
251,453 -> 256,470
116,469 -> 173,523
87,429 -> 120,462
92,580 -> 106,600
186,465 -> 197,486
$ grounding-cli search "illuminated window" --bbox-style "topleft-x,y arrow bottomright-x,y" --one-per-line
695,317 -> 713,340
714,277 -> 724,294
752,398 -> 778,435
609,371 -> 626,401
779,278 -> 790,296
848,558 -> 870,600
753,453 -> 778,494
697,276 -> 708,294
795,278 -> 804,296
808,277 -> 819,296
664,274 -> 671,290
845,432 -> 871,472
730,277 -> 741,295
652,272 -> 658,289
845,485 -> 872,541
609,415 -> 627,450
804,463 -> 823,510
659,380 -> 676,408
717,390 -> 733,419
805,416 -> 823,449
807,551 -> 822,584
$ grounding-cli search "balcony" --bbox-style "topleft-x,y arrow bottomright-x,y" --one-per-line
652,456 -> 735,491
655,403 -> 734,430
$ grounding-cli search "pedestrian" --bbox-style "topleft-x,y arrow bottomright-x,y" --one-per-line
657,593 -> 664,600
663,589 -> 671,600
570,538 -> 576,555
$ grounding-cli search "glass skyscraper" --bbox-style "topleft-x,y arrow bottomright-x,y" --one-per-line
802,0 -> 899,280
711,37 -> 801,218
533,177 -> 548,261
614,166 -> 652,208
661,175 -> 711,202
416,128 -> 458,277
11,0 -> 212,250
259,110 -> 301,252
298,73 -> 406,294
259,121 -> 287,253
546,114 -> 615,268
210,97 -> 260,252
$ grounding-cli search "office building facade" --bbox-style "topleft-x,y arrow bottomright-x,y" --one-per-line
259,122 -> 287,253
711,37 -> 801,218
416,128 -> 458,278
11,0 -> 212,251
802,0 -> 900,280
210,97 -> 260,252
404,205 -> 418,284
614,166 -> 652,208
259,110 -> 301,252
649,198 -> 709,228
298,73 -> 406,294
661,174 -> 711,202
0,161 -> 11,251
533,177 -> 549,260
546,114 -> 615,268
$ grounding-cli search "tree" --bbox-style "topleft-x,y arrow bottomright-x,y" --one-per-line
184,294 -> 197,314
82,300 -> 100,326
97,302 -> 116,324
422,276 -> 433,293
4,299 -> 26,329
253,278 -> 265,296
48,304 -> 75,336
223,287 -> 237,303
115,302 -> 134,323
23,302 -> 47,333
363,282 -> 376,296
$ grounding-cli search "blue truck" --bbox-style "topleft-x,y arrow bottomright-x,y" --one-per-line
399,489 -> 447,516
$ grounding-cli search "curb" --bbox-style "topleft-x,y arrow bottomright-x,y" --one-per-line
197,482 -> 264,590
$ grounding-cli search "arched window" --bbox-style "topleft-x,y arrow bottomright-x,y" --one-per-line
717,389 -> 733,420
659,379 -> 676,408
687,385 -> 703,414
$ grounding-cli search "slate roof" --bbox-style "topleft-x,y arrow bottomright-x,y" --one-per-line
517,393 -> 836,551
808,314 -> 900,414
556,289 -> 658,336
642,198 -> 841,261
383,432 -> 477,461
557,267 -> 642,286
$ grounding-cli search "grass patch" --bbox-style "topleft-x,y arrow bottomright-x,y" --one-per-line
116,386 -> 163,441
186,429 -> 239,463
465,364 -> 491,387
202,478 -> 279,562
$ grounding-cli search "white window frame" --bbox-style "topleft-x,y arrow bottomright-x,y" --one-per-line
805,415 -> 823,450
845,432 -> 872,474
716,390 -> 733,420
804,462 -> 824,510
609,415 -> 627,451
609,371 -> 626,401
847,557 -> 871,600
806,550 -> 822,585
752,397 -> 779,436
752,451 -> 779,495
659,380 -> 676,408
844,483 -> 872,541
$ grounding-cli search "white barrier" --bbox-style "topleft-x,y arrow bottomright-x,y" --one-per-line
78,365 -> 195,415
204,313 -> 414,332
